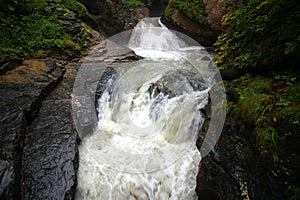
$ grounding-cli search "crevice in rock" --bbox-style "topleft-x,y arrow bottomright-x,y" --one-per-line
20,62 -> 79,199
19,61 -> 66,200
0,59 -> 66,199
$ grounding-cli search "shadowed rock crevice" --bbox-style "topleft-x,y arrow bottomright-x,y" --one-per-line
23,100 -> 78,199
21,62 -> 80,199
0,60 -> 71,199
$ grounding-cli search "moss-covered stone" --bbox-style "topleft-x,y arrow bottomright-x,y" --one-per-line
162,0 -> 220,46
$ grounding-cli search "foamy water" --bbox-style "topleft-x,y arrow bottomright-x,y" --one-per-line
75,18 -> 215,200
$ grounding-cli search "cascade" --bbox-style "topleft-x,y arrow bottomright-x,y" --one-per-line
74,18 -> 224,200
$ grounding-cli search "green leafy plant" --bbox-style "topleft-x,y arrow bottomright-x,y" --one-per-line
274,73 -> 297,86
215,0 -> 300,70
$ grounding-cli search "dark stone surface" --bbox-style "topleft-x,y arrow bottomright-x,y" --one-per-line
0,58 -> 23,75
0,110 -> 24,199
148,0 -> 168,17
21,62 -> 79,199
149,70 -> 207,98
23,100 -> 78,200
78,0 -> 125,35
123,3 -> 149,30
0,60 -> 65,122
162,9 -> 219,47
95,67 -> 117,117
0,60 -> 67,199
196,117 -> 251,200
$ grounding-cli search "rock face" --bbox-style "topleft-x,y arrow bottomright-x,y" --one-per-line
161,0 -> 232,46
95,67 -> 117,118
78,0 -> 125,35
203,0 -> 227,30
0,110 -> 24,199
162,8 -> 218,46
196,117 -> 250,200
0,60 -> 79,199
23,100 -> 78,199
124,4 -> 150,30
149,70 -> 207,99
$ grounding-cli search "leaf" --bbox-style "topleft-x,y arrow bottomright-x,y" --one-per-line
8,4 -> 15,11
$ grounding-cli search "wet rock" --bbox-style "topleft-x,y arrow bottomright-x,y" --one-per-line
82,39 -> 141,63
72,62 -> 109,140
161,0 -> 236,46
95,67 -> 117,117
110,50 -> 142,63
148,0 -> 168,17
149,70 -> 207,98
203,0 -> 227,31
0,60 -> 65,199
0,60 -> 64,122
23,100 -> 78,200
0,57 -> 23,75
73,95 -> 97,140
196,117 -> 250,199
78,0 -> 125,35
0,110 -> 24,199
47,63 -> 80,100
162,9 -> 218,46
123,3 -> 150,30
21,62 -> 79,199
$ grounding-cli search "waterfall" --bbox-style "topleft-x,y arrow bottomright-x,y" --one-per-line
75,18 -> 219,200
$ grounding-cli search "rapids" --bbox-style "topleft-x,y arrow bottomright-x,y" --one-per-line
75,18 -> 224,200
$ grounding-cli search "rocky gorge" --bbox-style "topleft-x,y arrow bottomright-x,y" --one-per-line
1,0 -> 299,199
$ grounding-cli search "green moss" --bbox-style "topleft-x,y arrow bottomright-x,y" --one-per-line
164,0 -> 207,24
61,0 -> 94,19
228,73 -> 300,147
0,0 -> 92,58
164,4 -> 172,21
121,0 -> 141,9
81,22 -> 91,37
215,0 -> 300,70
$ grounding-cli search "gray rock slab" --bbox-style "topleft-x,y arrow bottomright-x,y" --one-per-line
23,99 -> 78,200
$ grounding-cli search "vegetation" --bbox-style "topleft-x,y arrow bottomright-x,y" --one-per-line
121,0 -> 141,9
161,1 -> 299,197
228,73 -> 299,147
164,0 -> 207,24
216,0 -> 300,154
215,0 -> 300,70
0,0 -> 92,59
0,0 -> 299,198
213,0 -> 300,198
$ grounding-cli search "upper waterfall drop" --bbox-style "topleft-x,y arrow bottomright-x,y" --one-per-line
128,18 -> 187,59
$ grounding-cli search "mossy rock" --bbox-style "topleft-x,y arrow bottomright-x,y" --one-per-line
162,0 -> 219,46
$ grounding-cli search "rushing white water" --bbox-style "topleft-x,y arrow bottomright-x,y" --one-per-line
76,18 -> 214,200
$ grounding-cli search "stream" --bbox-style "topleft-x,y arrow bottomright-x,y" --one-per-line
73,17 -> 226,200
